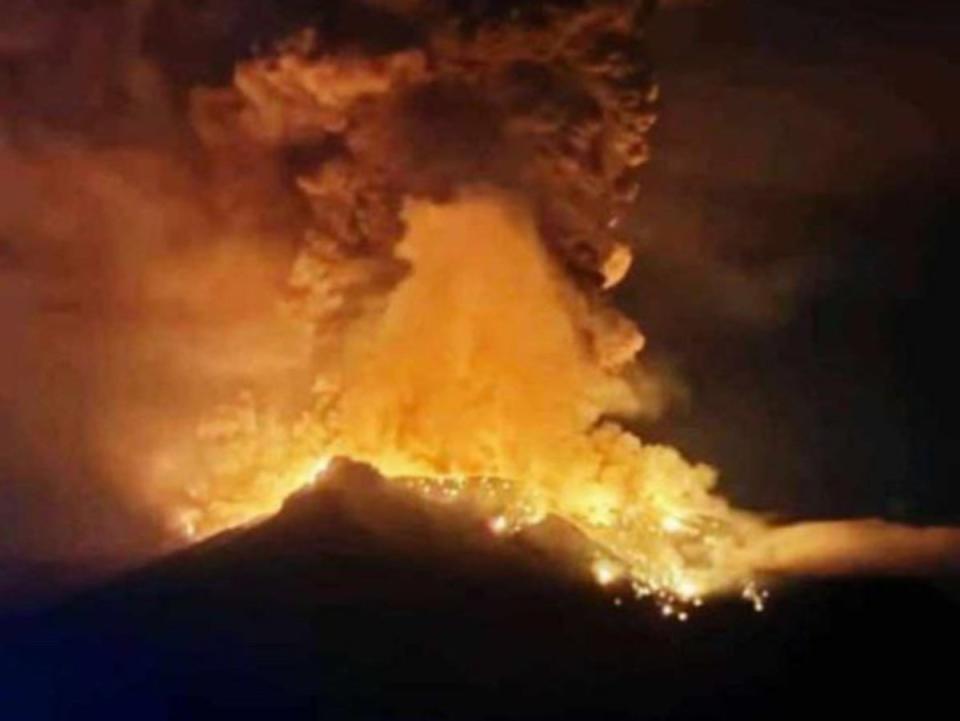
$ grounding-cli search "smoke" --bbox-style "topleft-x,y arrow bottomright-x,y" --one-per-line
0,1 -> 315,564
182,187 -> 764,602
118,1 -> 767,601
332,190 -> 639,481
1,0 -> 957,607
149,0 -> 960,595
3,0 -> 641,559
0,0 -> 652,559
748,520 -> 960,577
0,139 -> 314,552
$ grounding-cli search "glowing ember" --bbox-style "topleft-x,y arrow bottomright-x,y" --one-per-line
488,516 -> 510,536
592,559 -> 625,587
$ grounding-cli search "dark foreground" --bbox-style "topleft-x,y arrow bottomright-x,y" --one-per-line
2,463 -> 957,720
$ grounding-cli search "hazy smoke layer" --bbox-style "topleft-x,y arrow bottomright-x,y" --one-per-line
0,1 -> 313,560
748,521 -> 960,577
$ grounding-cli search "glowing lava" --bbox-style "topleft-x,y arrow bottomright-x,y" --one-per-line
183,191 -> 765,611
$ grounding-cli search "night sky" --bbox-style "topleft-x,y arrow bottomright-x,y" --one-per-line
628,0 -> 960,523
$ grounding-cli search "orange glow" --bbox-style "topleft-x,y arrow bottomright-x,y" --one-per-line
174,192 -> 765,611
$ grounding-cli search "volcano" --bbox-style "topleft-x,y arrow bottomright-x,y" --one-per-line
2,3 -> 960,718
1,459 -> 956,719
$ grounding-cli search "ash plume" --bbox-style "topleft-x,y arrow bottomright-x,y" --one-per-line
0,0 -> 679,575
187,0 -> 657,352
0,0 -> 312,563
154,0 -> 771,605
150,0 -> 960,593
1,0 -> 957,607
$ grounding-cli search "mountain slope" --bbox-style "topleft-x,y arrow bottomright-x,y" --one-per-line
1,460 -> 956,719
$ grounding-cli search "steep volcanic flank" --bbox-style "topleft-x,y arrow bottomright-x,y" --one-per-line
1,460 -> 957,719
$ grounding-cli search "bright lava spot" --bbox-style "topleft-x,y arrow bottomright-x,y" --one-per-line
307,458 -> 333,484
661,515 -> 685,534
676,580 -> 700,601
593,559 -> 624,587
488,515 -> 510,536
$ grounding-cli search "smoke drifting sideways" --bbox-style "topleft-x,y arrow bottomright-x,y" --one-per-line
748,521 -> 960,578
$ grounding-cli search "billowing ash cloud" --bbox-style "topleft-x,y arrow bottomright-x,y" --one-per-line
143,0 -> 770,605
180,0 -> 658,364
2,0 -> 955,603
0,1 -> 669,564
192,0 -> 654,276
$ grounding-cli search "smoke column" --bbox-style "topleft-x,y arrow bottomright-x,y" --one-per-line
0,0 -> 958,605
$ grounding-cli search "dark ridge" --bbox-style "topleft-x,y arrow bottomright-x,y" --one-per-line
1,460 -> 956,719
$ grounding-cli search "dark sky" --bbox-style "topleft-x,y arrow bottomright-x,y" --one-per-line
628,0 -> 960,522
